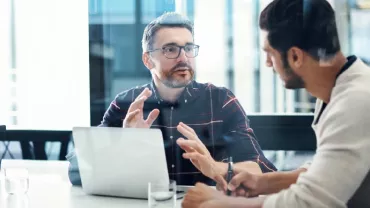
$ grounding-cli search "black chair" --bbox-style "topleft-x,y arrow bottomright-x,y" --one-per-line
4,129 -> 71,160
1,125 -> 15,160
248,115 -> 316,151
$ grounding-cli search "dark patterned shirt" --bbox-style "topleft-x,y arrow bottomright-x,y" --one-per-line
99,80 -> 276,185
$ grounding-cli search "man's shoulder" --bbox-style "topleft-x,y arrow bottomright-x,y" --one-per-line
191,81 -> 239,108
328,83 -> 370,124
114,83 -> 152,101
193,81 -> 234,95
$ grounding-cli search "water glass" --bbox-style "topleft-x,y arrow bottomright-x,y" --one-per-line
5,194 -> 29,208
148,180 -> 176,208
4,168 -> 29,195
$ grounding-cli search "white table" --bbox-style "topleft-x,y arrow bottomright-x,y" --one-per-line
0,160 -> 183,208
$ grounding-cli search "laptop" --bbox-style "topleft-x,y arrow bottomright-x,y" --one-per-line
72,127 -> 169,199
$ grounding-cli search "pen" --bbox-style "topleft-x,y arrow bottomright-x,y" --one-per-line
226,156 -> 233,196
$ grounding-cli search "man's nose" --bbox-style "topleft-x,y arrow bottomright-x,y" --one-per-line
176,49 -> 188,62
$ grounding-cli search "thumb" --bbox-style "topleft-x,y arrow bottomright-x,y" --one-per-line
228,171 -> 250,191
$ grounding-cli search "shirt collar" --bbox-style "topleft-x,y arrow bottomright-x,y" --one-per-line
336,55 -> 357,79
149,80 -> 199,105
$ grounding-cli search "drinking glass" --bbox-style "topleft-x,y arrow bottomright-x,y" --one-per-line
4,168 -> 29,195
148,180 -> 176,208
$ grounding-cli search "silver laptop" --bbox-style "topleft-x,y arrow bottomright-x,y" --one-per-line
72,127 -> 169,199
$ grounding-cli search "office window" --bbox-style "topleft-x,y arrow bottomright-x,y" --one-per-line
350,3 -> 370,64
89,0 -> 177,125
0,0 -> 90,130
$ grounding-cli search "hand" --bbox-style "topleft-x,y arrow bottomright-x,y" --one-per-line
176,122 -> 227,187
122,88 -> 160,128
228,166 -> 267,197
182,183 -> 227,208
215,161 -> 262,194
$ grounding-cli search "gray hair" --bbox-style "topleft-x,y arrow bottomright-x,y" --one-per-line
141,12 -> 194,53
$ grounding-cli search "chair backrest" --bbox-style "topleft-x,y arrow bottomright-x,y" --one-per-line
5,129 -> 71,160
248,115 -> 316,151
0,125 -> 6,140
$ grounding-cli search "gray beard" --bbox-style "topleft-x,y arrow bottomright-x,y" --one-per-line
161,78 -> 192,88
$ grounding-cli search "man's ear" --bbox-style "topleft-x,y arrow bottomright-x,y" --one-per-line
287,47 -> 304,69
142,53 -> 154,70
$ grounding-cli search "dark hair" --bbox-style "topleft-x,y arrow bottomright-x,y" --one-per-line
142,12 -> 194,52
259,0 -> 340,61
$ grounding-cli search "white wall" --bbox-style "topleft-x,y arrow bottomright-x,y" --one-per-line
0,0 -> 12,125
232,0 -> 257,112
11,0 -> 90,130
193,0 -> 227,87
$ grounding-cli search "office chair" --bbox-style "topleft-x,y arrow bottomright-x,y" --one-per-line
1,125 -> 15,160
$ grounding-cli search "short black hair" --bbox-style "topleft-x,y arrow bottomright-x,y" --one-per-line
259,0 -> 340,61
142,12 -> 194,52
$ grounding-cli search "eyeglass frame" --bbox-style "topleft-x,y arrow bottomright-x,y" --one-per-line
147,43 -> 200,59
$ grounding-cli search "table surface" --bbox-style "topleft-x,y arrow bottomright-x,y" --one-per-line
0,160 -> 184,208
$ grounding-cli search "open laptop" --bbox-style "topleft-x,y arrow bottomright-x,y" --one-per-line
72,127 -> 169,199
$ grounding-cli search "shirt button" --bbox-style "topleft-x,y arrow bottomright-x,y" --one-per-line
185,99 -> 187,103
172,164 -> 175,168
158,101 -> 160,104
170,136 -> 173,139
171,106 -> 174,110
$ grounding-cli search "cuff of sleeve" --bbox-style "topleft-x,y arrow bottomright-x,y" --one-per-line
262,194 -> 280,208
299,161 -> 312,170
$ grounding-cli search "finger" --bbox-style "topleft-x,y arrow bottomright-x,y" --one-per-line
144,109 -> 160,126
128,96 -> 148,112
182,152 -> 203,161
216,183 -> 224,192
179,122 -> 202,143
214,175 -> 227,192
177,140 -> 204,154
124,109 -> 141,124
177,125 -> 205,150
195,182 -> 207,188
134,88 -> 151,101
228,171 -> 250,191
236,187 -> 246,197
177,124 -> 197,140
179,122 -> 197,135
176,138 -> 195,153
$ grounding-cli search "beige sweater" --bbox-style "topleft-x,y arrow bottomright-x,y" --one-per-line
263,58 -> 370,208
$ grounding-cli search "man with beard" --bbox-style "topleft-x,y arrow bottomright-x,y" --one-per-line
66,12 -> 276,187
181,0 -> 370,208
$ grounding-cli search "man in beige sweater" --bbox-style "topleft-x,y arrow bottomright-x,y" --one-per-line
181,0 -> 370,207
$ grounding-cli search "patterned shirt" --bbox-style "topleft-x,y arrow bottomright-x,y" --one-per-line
100,80 -> 276,185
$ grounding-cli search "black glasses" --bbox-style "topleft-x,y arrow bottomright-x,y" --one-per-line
148,44 -> 200,59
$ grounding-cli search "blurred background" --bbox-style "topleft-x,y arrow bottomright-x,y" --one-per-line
1,0 -> 370,170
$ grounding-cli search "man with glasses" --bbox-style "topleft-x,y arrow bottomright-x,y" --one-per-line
67,12 -> 276,187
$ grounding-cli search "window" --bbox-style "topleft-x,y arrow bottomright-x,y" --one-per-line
88,0 -> 178,125
0,0 -> 90,130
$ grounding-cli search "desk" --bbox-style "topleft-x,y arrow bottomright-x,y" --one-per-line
0,160 -> 183,208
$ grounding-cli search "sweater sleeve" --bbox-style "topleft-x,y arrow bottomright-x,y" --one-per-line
263,91 -> 370,208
